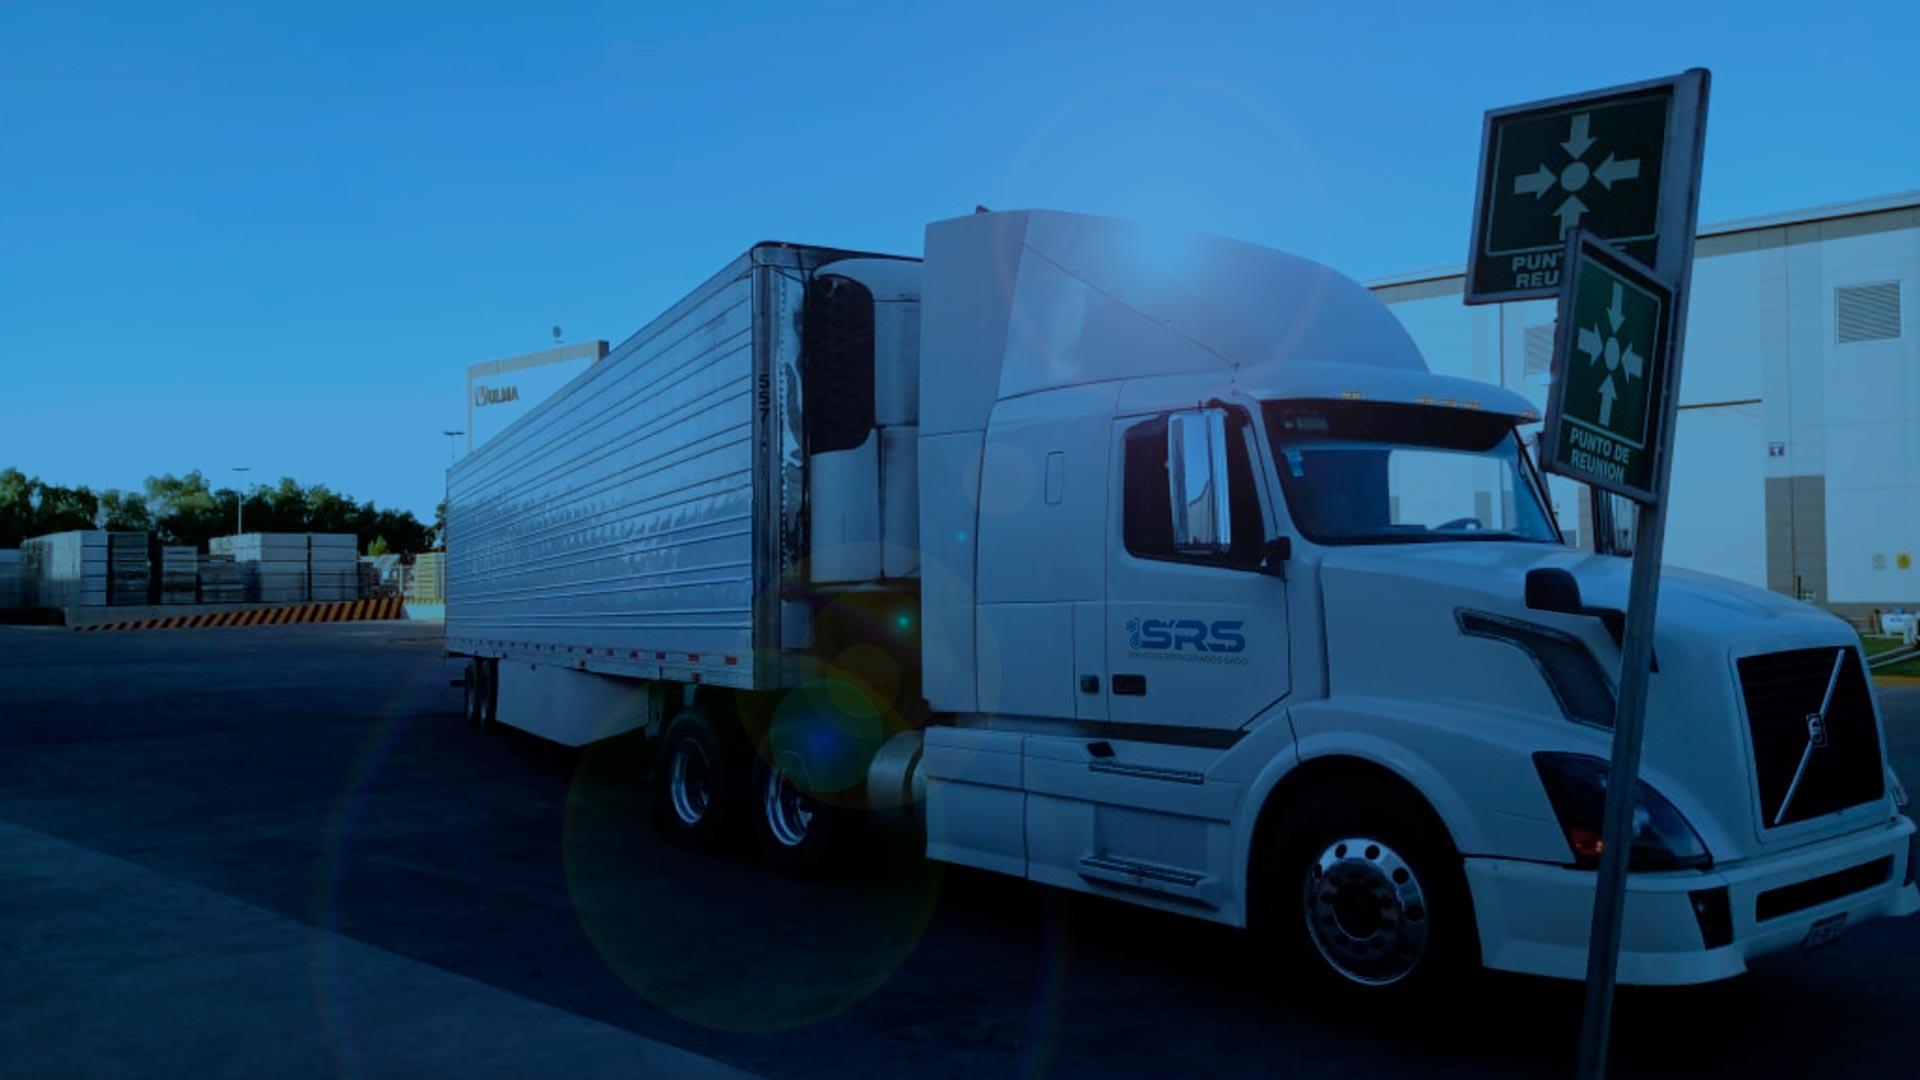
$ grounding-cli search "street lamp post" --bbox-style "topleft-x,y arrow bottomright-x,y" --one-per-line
232,466 -> 251,537
442,430 -> 464,464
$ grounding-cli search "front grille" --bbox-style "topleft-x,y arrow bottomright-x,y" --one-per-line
1736,647 -> 1884,827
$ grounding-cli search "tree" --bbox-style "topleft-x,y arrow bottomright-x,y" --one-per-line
144,471 -> 226,549
96,490 -> 154,532
0,468 -> 33,548
0,469 -> 102,545
1,466 -> 429,555
32,481 -> 97,536
367,535 -> 390,557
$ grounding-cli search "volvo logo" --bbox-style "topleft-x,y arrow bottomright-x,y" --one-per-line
1805,712 -> 1828,749
1774,648 -> 1848,826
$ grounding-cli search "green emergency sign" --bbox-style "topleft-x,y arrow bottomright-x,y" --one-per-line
1542,232 -> 1674,503
1466,82 -> 1680,303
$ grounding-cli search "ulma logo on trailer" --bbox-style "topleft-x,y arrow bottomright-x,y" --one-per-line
473,384 -> 522,407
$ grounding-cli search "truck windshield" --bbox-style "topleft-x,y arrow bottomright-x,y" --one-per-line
1261,400 -> 1558,545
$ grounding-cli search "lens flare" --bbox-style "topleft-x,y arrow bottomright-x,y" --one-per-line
311,645 -> 463,1079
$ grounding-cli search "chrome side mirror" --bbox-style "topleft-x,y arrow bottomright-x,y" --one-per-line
1168,408 -> 1231,556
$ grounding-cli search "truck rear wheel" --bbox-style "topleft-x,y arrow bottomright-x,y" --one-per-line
1259,779 -> 1477,1004
752,742 -> 843,875
654,710 -> 742,849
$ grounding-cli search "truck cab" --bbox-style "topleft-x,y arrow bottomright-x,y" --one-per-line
898,210 -> 1918,994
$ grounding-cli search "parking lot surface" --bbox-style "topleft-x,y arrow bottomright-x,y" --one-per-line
3,624 -> 1917,1078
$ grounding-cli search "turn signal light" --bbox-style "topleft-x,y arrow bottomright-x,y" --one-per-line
1534,752 -> 1712,872
1568,827 -> 1605,861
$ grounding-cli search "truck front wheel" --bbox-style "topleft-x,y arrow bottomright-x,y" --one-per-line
654,710 -> 742,849
1260,780 -> 1477,1002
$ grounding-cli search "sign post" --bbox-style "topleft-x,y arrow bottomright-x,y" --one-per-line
1468,69 -> 1709,1080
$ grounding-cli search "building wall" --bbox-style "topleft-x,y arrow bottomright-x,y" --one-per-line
1371,197 -> 1920,616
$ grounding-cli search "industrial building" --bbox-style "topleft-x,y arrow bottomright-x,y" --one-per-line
1371,190 -> 1920,624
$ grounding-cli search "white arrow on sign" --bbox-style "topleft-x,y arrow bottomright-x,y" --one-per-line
1607,283 -> 1626,333
1593,152 -> 1640,190
1621,341 -> 1644,379
1514,163 -> 1556,199
1555,195 -> 1589,236
1562,113 -> 1595,159
1579,325 -> 1606,363
1598,374 -> 1618,426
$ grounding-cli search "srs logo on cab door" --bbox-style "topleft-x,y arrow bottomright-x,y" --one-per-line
1125,617 -> 1250,665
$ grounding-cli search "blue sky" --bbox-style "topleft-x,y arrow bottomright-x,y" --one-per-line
3,1 -> 1916,518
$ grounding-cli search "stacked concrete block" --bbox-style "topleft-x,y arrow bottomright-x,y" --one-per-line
0,549 -> 19,608
21,531 -> 109,608
212,533 -> 310,603
198,555 -> 245,603
308,533 -> 359,601
406,552 -> 445,604
107,531 -> 150,606
160,546 -> 198,604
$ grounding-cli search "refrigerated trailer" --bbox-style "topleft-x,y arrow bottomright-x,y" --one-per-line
447,210 -> 1917,998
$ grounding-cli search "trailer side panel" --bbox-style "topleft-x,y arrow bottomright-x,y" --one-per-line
447,254 -> 763,687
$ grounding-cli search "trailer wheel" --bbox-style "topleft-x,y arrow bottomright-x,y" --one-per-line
1259,778 -> 1477,1004
752,741 -> 843,876
654,710 -> 742,849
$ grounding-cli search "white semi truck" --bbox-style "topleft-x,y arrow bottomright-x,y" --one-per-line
445,210 -> 1917,997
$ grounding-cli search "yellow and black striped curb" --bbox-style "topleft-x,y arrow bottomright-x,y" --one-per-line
75,597 -> 407,632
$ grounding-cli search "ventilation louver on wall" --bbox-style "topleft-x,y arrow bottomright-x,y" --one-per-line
1524,323 -> 1556,384
1836,281 -> 1902,344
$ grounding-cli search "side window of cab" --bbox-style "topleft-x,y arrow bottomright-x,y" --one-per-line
1121,411 -> 1264,568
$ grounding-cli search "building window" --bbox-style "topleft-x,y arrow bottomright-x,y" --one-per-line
1524,323 -> 1556,384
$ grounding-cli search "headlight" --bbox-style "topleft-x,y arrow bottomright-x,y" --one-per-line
1533,752 -> 1712,872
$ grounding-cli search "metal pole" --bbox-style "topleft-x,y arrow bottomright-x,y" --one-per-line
1574,497 -> 1669,1080
1576,68 -> 1709,1080
233,467 -> 250,537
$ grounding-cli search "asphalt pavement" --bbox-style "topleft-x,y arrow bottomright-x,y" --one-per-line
3,623 -> 1917,1079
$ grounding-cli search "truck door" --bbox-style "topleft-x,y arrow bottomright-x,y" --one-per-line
1105,407 -> 1289,729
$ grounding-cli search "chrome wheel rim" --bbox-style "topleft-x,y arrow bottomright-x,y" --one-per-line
667,738 -> 711,827
1302,836 -> 1431,986
763,751 -> 815,848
